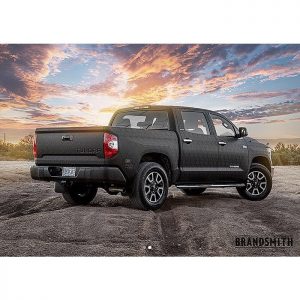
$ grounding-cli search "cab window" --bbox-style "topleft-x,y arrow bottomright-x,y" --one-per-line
181,111 -> 210,135
112,110 -> 169,130
210,114 -> 236,137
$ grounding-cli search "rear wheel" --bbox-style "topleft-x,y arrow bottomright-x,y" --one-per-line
62,183 -> 98,205
180,188 -> 206,196
236,163 -> 272,201
129,162 -> 169,210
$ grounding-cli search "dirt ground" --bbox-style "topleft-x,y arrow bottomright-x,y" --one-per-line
0,161 -> 299,256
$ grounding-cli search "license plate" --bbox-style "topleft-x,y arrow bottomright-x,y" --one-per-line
62,167 -> 76,177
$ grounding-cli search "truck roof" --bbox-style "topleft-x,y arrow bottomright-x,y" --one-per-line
115,105 -> 214,114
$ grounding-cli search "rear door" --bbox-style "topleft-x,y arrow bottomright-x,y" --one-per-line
175,109 -> 219,183
208,113 -> 249,182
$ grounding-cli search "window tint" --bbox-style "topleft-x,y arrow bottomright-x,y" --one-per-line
210,114 -> 236,137
181,111 -> 210,135
112,110 -> 169,130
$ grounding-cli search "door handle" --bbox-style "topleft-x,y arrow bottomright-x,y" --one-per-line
62,135 -> 73,141
218,141 -> 226,146
183,138 -> 193,144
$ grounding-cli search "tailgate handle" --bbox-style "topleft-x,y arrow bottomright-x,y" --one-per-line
62,135 -> 73,141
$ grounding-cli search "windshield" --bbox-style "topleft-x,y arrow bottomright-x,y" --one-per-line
111,110 -> 169,130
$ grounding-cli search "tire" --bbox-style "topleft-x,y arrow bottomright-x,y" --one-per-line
62,183 -> 98,205
180,188 -> 206,196
236,163 -> 272,201
129,162 -> 169,210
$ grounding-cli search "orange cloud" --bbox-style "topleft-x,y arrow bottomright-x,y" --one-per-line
200,63 -> 300,94
231,89 -> 300,101
218,101 -> 300,122
99,106 -> 121,113
90,45 -> 224,103
119,45 -> 226,102
87,45 -> 300,104
264,119 -> 286,124
80,74 -> 121,98
0,45 -> 68,104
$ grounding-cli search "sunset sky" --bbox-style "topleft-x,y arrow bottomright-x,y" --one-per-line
0,44 -> 300,142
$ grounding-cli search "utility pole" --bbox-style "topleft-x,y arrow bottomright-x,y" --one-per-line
3,133 -> 5,143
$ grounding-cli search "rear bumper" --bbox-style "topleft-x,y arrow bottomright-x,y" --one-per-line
30,165 -> 126,185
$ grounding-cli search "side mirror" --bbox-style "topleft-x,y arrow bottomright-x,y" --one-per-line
238,127 -> 248,137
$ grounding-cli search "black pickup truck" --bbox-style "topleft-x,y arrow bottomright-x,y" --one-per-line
31,105 -> 273,210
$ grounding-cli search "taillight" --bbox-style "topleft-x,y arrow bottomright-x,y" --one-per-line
33,134 -> 37,159
103,133 -> 118,159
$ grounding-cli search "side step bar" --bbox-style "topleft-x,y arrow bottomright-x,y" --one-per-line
176,183 -> 245,189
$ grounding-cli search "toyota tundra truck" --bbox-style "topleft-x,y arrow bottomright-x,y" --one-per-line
30,105 -> 274,210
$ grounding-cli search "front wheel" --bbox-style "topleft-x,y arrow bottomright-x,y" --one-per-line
62,183 -> 98,205
236,163 -> 272,201
129,162 -> 169,210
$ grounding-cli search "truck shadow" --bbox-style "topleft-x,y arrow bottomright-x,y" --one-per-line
160,191 -> 242,212
89,191 -> 242,211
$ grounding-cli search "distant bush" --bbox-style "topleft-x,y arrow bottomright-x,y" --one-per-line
0,135 -> 34,160
271,143 -> 300,165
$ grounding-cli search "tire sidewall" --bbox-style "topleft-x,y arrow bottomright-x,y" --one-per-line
243,163 -> 272,201
138,163 -> 169,210
64,183 -> 97,205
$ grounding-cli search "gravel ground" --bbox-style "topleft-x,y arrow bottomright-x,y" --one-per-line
0,161 -> 299,256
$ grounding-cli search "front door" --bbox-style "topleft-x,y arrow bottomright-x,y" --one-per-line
176,109 -> 219,183
209,113 -> 249,182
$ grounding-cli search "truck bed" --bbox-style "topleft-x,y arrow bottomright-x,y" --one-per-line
34,126 -> 180,182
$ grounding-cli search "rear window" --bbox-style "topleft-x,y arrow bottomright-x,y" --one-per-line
112,110 -> 169,130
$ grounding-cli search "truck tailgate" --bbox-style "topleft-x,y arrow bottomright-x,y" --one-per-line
35,127 -> 107,166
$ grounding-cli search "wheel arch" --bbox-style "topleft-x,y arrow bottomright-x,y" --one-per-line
251,156 -> 271,173
140,152 -> 172,184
